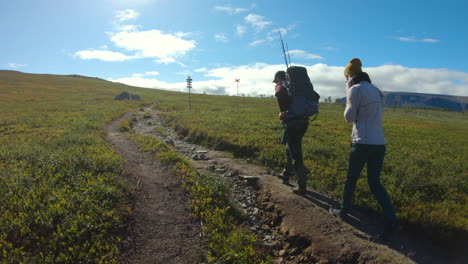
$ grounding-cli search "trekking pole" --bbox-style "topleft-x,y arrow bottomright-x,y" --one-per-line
279,32 -> 292,95
279,32 -> 289,70
286,43 -> 292,66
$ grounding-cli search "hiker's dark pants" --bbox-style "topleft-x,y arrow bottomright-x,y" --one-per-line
341,144 -> 397,223
282,119 -> 309,189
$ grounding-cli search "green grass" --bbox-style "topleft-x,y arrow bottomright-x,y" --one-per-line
127,132 -> 270,263
0,71 -> 157,263
119,119 -> 132,132
1,70 -> 466,262
151,91 -> 468,241
127,133 -> 171,153
0,71 -> 271,262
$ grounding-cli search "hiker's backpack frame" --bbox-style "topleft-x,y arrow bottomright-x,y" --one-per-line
283,66 -> 320,121
279,33 -> 320,121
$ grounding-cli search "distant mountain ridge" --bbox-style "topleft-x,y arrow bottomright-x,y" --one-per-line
340,91 -> 467,112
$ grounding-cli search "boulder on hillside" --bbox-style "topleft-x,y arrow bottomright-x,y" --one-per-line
114,91 -> 141,100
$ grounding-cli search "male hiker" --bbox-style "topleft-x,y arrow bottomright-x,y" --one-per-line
329,58 -> 398,241
273,70 -> 309,194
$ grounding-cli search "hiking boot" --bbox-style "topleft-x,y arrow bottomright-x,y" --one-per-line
279,170 -> 292,184
291,186 -> 307,195
329,207 -> 346,221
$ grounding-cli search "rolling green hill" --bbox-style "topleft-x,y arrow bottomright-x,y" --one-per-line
1,70 -> 467,262
0,70 -> 156,263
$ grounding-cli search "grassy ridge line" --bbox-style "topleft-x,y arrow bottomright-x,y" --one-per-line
151,92 -> 467,241
126,132 -> 270,263
0,71 -> 157,263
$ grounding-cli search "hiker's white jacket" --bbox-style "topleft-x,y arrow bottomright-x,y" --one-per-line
344,81 -> 386,145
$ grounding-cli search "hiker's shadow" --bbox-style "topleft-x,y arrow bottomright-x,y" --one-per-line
298,189 -> 385,236
301,190 -> 371,232
301,190 -> 336,211
297,189 -> 467,264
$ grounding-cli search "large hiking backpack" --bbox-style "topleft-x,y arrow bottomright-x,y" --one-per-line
284,66 -> 320,121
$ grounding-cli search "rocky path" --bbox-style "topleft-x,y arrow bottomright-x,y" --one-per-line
108,105 -> 466,264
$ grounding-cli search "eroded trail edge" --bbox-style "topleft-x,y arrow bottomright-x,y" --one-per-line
109,105 -> 461,264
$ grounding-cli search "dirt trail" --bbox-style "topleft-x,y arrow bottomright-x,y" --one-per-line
108,105 -> 466,264
106,111 -> 202,264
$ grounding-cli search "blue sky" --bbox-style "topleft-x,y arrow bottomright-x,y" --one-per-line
1,0 -> 467,99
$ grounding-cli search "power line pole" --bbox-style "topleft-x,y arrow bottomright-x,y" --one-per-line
187,76 -> 192,111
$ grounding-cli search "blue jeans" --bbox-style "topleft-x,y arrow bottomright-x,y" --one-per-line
282,119 -> 309,189
341,144 -> 396,223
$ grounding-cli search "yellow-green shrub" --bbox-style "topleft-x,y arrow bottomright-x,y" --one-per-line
129,134 -> 270,263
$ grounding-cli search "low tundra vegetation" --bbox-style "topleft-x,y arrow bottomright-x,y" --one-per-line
127,133 -> 271,263
1,70 -> 466,262
0,72 -> 151,263
152,91 -> 467,242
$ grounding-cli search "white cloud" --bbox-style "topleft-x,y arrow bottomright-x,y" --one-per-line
236,25 -> 247,36
249,36 -> 275,47
321,46 -> 337,51
115,24 -> 139,32
305,64 -> 467,99
145,71 -> 159,76
156,57 -> 176,64
270,25 -> 295,37
249,39 -> 266,46
109,29 -> 196,64
113,9 -> 140,32
214,5 -> 249,15
115,9 -> 140,22
247,26 -> 295,47
110,63 -> 289,96
195,67 -> 208,72
214,33 -> 228,43
7,63 -> 27,69
74,50 -> 134,61
174,32 -> 193,38
109,76 -> 187,93
76,10 -> 195,65
245,14 -> 271,31
397,36 -> 440,43
368,65 -> 467,96
421,38 -> 440,43
110,64 -> 468,99
287,50 -> 324,60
